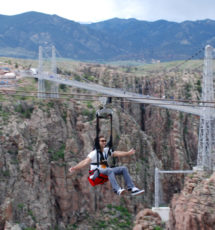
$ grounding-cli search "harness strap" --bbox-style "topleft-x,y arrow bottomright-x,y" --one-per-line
94,149 -> 109,167
91,163 -> 99,165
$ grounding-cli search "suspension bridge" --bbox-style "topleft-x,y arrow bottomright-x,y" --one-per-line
24,46 -> 203,115
22,45 -> 215,170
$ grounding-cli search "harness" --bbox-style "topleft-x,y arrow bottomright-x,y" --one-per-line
88,104 -> 115,186
88,150 -> 109,186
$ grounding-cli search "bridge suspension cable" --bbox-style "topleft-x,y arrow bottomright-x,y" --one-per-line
167,46 -> 205,72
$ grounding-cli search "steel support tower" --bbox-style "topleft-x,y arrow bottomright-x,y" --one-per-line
37,46 -> 46,98
50,45 -> 59,98
154,45 -> 215,208
37,45 -> 59,98
197,45 -> 215,171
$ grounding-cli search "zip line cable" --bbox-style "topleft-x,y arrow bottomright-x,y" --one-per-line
0,89 -> 215,105
0,90 -> 214,109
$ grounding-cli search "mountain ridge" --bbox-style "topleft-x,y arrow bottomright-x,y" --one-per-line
0,11 -> 214,62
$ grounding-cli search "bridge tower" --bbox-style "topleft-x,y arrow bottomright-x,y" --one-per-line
197,45 -> 215,171
38,46 -> 46,98
50,45 -> 59,98
37,45 -> 59,98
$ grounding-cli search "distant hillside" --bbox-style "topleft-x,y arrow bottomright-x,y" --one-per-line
0,11 -> 215,62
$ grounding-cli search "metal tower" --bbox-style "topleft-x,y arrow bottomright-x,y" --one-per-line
38,46 -> 46,98
197,45 -> 215,171
154,45 -> 215,209
50,45 -> 59,98
37,45 -> 59,98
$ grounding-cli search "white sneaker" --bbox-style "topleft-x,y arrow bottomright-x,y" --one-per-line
117,188 -> 126,196
131,187 -> 139,192
131,187 -> 145,196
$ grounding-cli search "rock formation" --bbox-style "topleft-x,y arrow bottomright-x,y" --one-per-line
169,171 -> 215,230
133,209 -> 162,230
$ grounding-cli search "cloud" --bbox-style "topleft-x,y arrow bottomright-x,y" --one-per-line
137,0 -> 215,21
1,0 -> 215,22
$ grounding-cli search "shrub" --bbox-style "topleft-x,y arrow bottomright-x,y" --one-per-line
82,109 -> 96,121
14,103 -> 34,119
51,144 -> 65,161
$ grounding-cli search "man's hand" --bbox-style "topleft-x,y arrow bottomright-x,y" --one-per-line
68,157 -> 91,174
128,148 -> 136,155
69,167 -> 77,174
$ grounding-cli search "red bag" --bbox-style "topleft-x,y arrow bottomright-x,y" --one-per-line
88,170 -> 108,186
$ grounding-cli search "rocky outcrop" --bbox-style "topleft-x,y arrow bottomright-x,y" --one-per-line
169,171 -> 215,230
133,209 -> 162,230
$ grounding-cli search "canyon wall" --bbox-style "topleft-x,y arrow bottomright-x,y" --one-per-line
0,61 -> 202,229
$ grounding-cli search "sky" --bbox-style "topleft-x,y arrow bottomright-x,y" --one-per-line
1,0 -> 214,23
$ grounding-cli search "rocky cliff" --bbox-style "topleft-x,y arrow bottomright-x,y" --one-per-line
169,171 -> 215,230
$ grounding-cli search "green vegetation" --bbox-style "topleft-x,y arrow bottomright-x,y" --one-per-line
188,174 -> 194,179
50,144 -> 65,161
27,209 -> 36,222
62,110 -> 67,123
83,74 -> 95,82
82,108 -> 96,121
47,101 -> 55,108
59,83 -> 68,92
24,228 -> 36,230
74,75 -> 81,81
154,226 -> 163,230
1,169 -> 10,177
166,110 -> 173,130
86,101 -> 94,109
17,78 -> 37,92
0,108 -> 10,122
65,224 -> 78,230
14,103 -> 34,119
184,82 -> 192,99
17,203 -> 25,210
92,204 -> 133,229
196,79 -> 202,94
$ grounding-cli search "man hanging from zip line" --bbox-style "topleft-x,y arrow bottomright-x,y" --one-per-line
69,135 -> 145,196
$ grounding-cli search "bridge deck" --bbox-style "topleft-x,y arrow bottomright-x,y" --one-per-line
25,73 -> 202,116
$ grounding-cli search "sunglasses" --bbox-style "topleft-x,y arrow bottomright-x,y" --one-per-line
100,139 -> 107,143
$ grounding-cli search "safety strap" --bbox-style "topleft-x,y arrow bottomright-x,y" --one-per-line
93,103 -> 115,168
90,148 -> 109,167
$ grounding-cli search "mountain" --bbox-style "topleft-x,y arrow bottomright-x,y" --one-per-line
0,11 -> 215,62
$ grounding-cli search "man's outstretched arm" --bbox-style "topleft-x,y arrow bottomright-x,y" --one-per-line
69,157 -> 91,173
113,148 -> 136,157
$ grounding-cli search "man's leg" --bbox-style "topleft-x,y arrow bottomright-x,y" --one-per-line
99,168 -> 121,192
112,166 -> 145,196
111,166 -> 135,190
